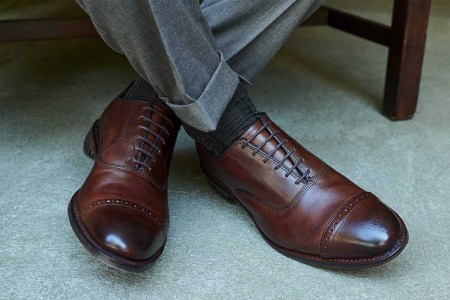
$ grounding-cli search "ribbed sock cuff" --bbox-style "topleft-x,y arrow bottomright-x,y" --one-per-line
122,77 -> 160,102
183,82 -> 261,158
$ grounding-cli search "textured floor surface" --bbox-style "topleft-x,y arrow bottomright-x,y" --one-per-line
1,1 -> 449,299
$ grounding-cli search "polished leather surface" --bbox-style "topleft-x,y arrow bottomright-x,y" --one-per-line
197,115 -> 408,267
69,97 -> 180,267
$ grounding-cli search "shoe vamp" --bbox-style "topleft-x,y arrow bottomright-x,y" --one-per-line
227,146 -> 304,209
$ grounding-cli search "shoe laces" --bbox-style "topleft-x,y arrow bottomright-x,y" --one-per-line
241,121 -> 310,184
131,105 -> 174,171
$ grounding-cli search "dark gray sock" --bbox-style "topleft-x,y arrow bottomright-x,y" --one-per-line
122,77 -> 160,102
122,78 -> 259,158
183,82 -> 261,158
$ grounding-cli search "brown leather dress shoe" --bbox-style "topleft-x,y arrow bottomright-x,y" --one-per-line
197,115 -> 408,269
68,97 -> 180,272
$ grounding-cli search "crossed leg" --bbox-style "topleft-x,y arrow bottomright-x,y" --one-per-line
76,0 -> 323,130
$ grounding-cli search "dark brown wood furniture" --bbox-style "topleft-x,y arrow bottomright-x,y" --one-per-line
0,0 -> 431,120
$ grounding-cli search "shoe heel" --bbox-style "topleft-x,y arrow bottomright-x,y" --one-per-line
83,120 -> 99,160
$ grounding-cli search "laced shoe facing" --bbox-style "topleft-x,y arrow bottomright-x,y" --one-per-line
241,120 -> 311,184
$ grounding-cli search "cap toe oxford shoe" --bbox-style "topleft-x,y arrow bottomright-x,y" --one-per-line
68,97 -> 180,272
197,115 -> 408,269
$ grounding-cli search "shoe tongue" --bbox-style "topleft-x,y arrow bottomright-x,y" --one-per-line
244,118 -> 296,169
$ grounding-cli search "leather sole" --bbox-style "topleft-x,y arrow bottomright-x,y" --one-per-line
202,165 -> 409,269
67,120 -> 164,272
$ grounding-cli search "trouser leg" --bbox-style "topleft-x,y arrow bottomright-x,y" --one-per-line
76,0 -> 240,131
201,0 -> 324,81
76,0 -> 324,131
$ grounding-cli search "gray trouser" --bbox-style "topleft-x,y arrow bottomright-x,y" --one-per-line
76,0 -> 324,131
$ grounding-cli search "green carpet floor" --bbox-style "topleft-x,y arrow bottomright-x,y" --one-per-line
1,1 -> 449,299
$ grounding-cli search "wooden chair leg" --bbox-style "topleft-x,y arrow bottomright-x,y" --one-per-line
383,0 -> 431,120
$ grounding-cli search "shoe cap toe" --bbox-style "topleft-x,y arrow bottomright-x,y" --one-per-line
83,204 -> 165,261
324,195 -> 402,259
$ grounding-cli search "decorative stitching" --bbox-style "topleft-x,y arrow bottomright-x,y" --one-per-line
71,192 -> 167,263
96,159 -> 164,191
329,208 -> 355,253
229,154 -> 274,203
115,115 -> 130,145
82,197 -> 164,227
236,136 -> 325,185
211,164 -> 328,215
273,221 -> 406,263
101,113 -> 130,156
234,165 -> 327,214
242,127 -> 257,140
291,166 -> 330,205
320,192 -> 371,257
